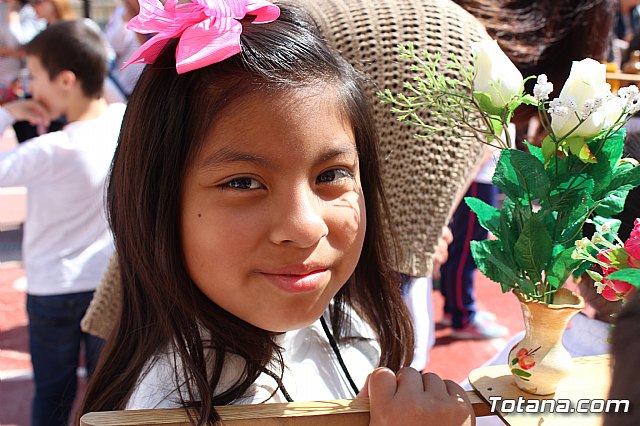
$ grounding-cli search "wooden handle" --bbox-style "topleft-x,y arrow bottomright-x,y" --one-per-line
80,391 -> 491,425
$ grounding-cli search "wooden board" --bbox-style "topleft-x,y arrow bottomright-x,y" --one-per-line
469,354 -> 612,426
80,391 -> 490,426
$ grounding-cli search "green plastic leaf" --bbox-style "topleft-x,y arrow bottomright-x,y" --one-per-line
595,189 -> 630,216
525,141 -> 544,163
493,149 -> 550,204
465,197 -> 501,237
514,215 -> 553,285
541,135 -> 556,165
470,240 -> 526,293
586,269 -> 604,282
608,248 -> 632,270
607,269 -> 640,287
568,136 -> 597,164
546,246 -> 583,289
590,130 -> 625,198
606,162 -> 640,194
473,91 -> 506,117
545,174 -> 594,212
520,94 -> 538,106
590,216 -> 622,236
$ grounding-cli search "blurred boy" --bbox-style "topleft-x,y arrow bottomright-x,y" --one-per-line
0,20 -> 125,426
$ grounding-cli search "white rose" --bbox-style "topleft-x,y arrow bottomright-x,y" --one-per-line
472,40 -> 524,109
550,58 -> 612,139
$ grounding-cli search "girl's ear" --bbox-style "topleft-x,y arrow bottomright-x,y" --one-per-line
55,70 -> 77,91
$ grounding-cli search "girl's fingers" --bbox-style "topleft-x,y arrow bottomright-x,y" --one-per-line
422,371 -> 449,394
367,367 -> 398,403
444,379 -> 472,404
395,367 -> 424,394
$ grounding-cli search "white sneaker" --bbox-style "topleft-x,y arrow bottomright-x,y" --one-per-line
440,310 -> 497,328
450,317 -> 508,340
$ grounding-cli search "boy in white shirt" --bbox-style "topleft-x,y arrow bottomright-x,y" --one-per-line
0,20 -> 125,426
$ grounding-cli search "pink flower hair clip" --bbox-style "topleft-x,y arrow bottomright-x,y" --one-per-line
122,0 -> 280,74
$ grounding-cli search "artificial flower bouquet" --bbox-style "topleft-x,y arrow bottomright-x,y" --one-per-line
380,40 -> 640,304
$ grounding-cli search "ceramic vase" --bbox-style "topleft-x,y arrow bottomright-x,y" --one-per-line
507,287 -> 585,395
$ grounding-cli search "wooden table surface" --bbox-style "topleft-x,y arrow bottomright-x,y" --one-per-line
469,354 -> 612,426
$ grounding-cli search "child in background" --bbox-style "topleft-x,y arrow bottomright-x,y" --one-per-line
79,2 -> 474,425
0,20 -> 125,426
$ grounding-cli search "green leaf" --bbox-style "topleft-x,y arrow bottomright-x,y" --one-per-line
605,162 -> 640,194
595,189 -> 630,216
541,135 -> 556,165
473,91 -> 506,116
465,197 -> 501,236
525,141 -> 545,163
546,246 -> 583,289
590,216 -> 622,235
568,137 -> 597,164
545,174 -> 595,212
608,248 -> 632,270
493,149 -> 550,204
590,130 -> 625,198
607,269 -> 640,287
514,215 -> 553,285
520,94 -> 538,106
470,240 -> 525,293
586,269 -> 604,282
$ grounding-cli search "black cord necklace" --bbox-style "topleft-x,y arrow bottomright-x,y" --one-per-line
265,315 -> 360,402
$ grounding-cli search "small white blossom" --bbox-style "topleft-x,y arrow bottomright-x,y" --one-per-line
618,85 -> 639,100
601,223 -> 612,234
533,74 -> 553,101
594,281 -> 607,294
548,98 -> 571,116
581,99 -> 597,119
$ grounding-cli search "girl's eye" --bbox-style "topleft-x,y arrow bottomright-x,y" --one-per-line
220,177 -> 263,190
317,168 -> 354,184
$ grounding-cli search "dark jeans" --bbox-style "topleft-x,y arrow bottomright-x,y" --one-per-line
26,291 -> 104,426
440,182 -> 498,329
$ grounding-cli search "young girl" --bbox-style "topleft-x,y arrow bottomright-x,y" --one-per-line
79,1 -> 474,425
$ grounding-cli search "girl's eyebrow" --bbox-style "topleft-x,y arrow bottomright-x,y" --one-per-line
200,144 -> 358,171
200,148 -> 269,170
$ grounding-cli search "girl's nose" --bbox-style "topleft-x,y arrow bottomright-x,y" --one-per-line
270,187 -> 329,248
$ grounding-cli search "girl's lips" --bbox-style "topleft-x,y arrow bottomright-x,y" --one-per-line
260,269 -> 329,293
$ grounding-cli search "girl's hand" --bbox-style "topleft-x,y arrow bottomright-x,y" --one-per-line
358,367 -> 475,426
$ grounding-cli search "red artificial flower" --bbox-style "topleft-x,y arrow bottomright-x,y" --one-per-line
601,279 -> 634,301
625,219 -> 640,268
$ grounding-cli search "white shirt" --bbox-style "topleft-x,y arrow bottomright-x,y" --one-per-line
126,311 -> 380,409
0,103 -> 125,295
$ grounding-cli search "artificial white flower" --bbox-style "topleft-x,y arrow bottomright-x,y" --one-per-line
550,58 -> 612,139
472,39 -> 524,109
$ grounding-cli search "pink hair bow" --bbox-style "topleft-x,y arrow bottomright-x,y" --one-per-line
122,0 -> 280,74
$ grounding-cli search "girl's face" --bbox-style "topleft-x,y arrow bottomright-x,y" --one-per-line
181,86 -> 366,332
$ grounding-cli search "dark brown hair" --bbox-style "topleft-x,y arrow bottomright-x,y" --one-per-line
80,4 -> 413,424
25,19 -> 107,98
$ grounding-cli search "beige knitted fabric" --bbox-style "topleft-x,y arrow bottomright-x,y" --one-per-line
82,0 -> 489,338
81,254 -> 120,339
299,0 -> 489,276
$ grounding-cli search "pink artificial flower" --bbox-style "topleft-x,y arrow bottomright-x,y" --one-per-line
601,279 -> 634,301
625,218 -> 640,268
122,0 -> 280,74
